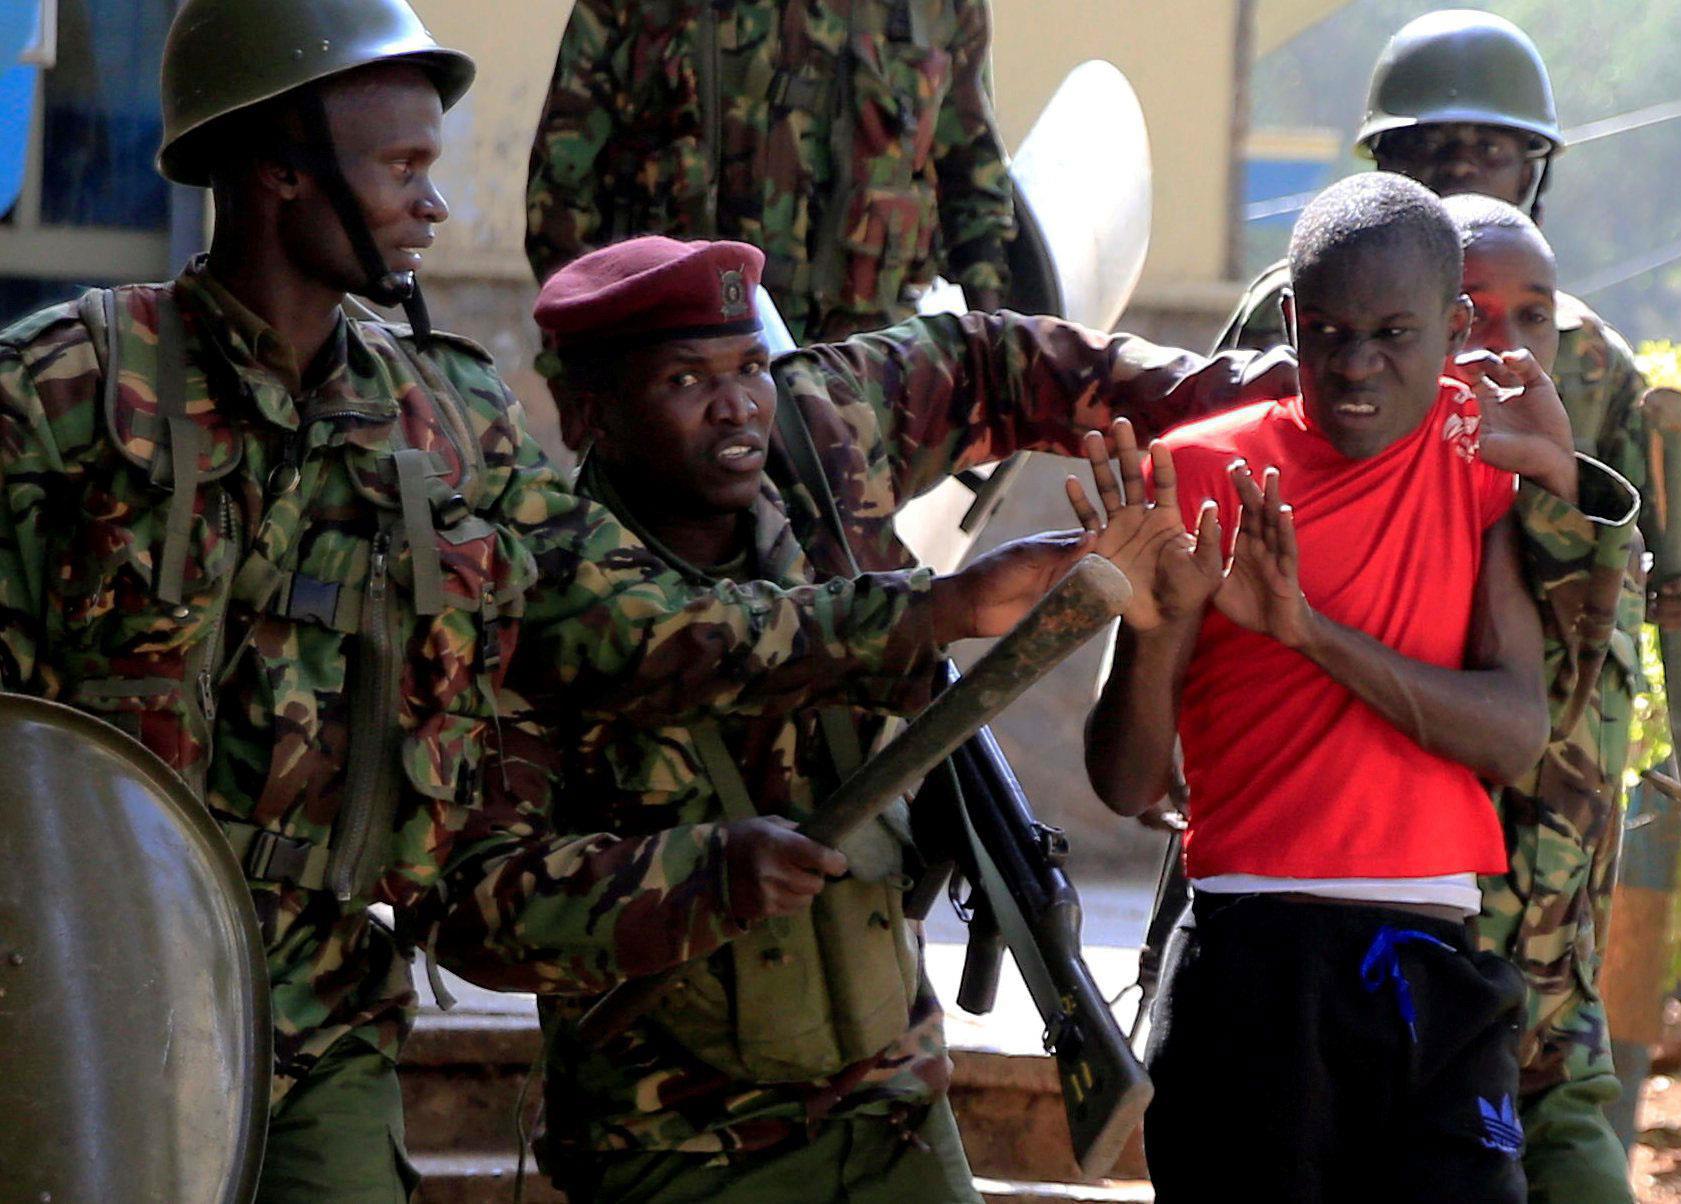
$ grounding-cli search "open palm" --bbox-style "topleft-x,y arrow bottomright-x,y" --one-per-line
1215,462 -> 1313,649
1065,419 -> 1223,631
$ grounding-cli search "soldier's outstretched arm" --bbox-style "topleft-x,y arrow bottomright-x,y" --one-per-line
931,0 -> 1013,309
797,309 -> 1292,505
1455,347 -> 1642,713
525,0 -> 626,285
1512,458 -> 1640,733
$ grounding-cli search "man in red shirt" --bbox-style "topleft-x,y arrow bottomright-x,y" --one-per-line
1084,173 -> 1556,1201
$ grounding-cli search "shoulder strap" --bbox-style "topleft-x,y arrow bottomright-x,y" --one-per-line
691,722 -> 758,822
76,286 -> 202,605
154,295 -> 205,606
78,288 -> 121,424
770,395 -> 873,786
379,326 -> 490,508
773,396 -> 861,576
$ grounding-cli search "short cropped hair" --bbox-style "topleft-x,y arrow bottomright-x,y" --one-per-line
1440,193 -> 1555,264
1288,172 -> 1463,307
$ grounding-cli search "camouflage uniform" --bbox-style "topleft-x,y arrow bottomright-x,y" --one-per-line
1475,465 -> 1643,1201
426,310 -> 1266,1189
0,263 -> 1035,1195
1216,264 -> 1646,1200
525,0 -> 1014,343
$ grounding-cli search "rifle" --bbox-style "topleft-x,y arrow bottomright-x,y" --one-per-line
912,660 -> 1153,1178
574,555 -> 1133,1046
1127,827 -> 1187,1046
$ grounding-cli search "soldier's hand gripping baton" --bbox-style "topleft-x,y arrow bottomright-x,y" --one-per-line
575,554 -> 1134,1046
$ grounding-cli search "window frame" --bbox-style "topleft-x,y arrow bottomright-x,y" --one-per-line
1,0 -> 181,285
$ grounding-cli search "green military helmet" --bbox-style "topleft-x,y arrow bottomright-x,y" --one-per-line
1355,9 -> 1562,160
158,0 -> 476,186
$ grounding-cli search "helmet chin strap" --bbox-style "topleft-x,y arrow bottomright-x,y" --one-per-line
291,88 -> 434,342
1526,155 -> 1553,226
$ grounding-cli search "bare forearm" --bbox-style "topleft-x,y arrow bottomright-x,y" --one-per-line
1293,610 -> 1546,783
1085,621 -> 1195,814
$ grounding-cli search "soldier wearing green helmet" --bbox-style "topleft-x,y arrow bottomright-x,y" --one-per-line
1354,7 -> 1563,218
1214,11 -> 1647,1203
0,0 -> 495,1196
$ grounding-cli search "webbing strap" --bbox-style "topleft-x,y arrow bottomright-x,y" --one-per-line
773,400 -> 860,575
812,0 -> 861,303
95,288 -> 122,433
395,448 -> 445,615
692,723 -> 758,822
384,333 -> 489,508
219,818 -> 333,892
819,706 -> 864,779
772,400 -> 891,800
155,297 -> 203,605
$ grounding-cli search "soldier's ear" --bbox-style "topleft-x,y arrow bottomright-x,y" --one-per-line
256,156 -> 304,199
1447,293 -> 1473,355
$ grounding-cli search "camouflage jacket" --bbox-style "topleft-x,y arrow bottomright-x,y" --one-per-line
1475,462 -> 1643,1098
525,0 -> 1014,342
0,264 -> 1026,1104
441,310 -> 1271,1156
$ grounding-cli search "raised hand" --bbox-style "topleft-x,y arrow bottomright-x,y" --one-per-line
1449,348 -> 1578,503
1064,418 -> 1222,631
1214,462 -> 1314,648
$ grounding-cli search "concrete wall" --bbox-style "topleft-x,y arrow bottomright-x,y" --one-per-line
991,0 -> 1243,295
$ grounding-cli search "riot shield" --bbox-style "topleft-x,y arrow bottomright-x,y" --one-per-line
894,59 -> 1153,573
1009,59 -> 1152,334
0,693 -> 269,1204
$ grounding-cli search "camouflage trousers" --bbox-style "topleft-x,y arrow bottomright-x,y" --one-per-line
255,1032 -> 417,1204
1520,1072 -> 1630,1204
1478,865 -> 1632,1204
563,1096 -> 980,1204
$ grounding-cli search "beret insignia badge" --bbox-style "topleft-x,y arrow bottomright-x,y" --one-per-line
719,267 -> 749,319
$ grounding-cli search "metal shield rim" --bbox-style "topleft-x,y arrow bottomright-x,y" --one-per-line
0,691 -> 271,1203
1009,58 -> 1153,334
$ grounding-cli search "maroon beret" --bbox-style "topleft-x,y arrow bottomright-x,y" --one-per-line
534,236 -> 765,347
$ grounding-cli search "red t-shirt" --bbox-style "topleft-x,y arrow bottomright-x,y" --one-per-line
1154,379 -> 1516,879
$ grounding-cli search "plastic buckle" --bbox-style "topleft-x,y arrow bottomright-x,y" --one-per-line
245,829 -> 314,886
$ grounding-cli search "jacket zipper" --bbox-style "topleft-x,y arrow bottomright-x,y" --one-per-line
195,490 -> 238,725
327,527 -> 403,900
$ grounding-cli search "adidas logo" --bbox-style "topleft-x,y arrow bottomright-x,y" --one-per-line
1477,1094 -> 1523,1156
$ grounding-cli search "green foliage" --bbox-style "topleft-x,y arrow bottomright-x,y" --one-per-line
1638,339 -> 1681,394
1630,622 -> 1671,784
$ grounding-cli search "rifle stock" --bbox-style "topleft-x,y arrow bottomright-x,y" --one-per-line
1050,919 -> 1155,1178
937,680 -> 1152,1178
